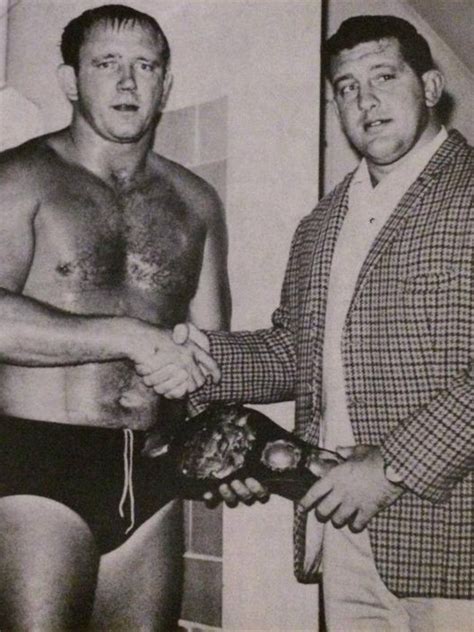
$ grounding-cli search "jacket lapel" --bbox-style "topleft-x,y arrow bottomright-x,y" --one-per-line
303,176 -> 352,315
347,131 -> 464,316
301,177 -> 351,438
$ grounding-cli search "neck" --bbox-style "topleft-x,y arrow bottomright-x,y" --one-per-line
367,118 -> 442,185
65,117 -> 153,186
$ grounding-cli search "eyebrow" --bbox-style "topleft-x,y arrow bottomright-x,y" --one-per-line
332,73 -> 355,89
91,53 -> 159,64
369,62 -> 398,71
92,53 -> 118,63
333,62 -> 399,86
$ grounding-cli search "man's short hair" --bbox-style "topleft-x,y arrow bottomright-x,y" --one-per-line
61,4 -> 170,73
324,15 -> 435,80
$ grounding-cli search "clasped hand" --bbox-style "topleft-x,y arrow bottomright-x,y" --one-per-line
134,324 -> 217,399
206,446 -> 405,531
298,445 -> 405,531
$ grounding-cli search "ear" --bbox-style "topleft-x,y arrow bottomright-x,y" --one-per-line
159,70 -> 173,111
327,80 -> 341,120
421,69 -> 445,108
57,64 -> 79,102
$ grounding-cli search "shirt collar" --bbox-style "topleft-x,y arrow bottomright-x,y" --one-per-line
352,126 -> 448,191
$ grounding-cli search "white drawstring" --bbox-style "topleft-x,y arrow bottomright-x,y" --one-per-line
119,428 -> 135,534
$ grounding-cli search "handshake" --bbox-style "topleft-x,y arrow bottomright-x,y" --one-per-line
133,322 -> 214,400
129,321 -> 406,528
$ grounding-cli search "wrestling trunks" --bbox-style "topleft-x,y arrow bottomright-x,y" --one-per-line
0,415 -> 177,554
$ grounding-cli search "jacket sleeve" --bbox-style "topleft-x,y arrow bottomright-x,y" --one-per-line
380,361 -> 474,503
189,221 -> 308,411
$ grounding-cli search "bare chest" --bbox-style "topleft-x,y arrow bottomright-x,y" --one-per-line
30,174 -> 205,304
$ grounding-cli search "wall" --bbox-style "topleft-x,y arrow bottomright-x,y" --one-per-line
5,1 -> 322,629
0,0 -> 43,150
407,0 -> 474,71
323,0 -> 474,192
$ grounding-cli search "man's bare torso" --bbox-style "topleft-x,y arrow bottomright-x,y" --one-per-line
0,133 -> 208,428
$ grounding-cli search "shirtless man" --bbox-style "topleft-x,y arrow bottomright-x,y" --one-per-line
0,5 -> 230,631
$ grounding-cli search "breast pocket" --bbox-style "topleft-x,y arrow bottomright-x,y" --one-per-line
402,265 -> 463,294
401,265 -> 468,355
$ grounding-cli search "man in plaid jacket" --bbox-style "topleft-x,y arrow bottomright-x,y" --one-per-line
142,15 -> 473,631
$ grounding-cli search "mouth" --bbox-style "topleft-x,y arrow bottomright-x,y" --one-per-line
363,118 -> 391,132
112,104 -> 139,112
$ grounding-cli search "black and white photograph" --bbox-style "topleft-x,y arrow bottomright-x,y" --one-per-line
0,0 -> 472,630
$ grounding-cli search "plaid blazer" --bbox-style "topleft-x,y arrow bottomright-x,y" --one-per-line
197,130 -> 473,598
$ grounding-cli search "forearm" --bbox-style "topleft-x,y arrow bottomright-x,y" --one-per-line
380,363 -> 473,503
0,288 -> 153,366
191,325 -> 296,407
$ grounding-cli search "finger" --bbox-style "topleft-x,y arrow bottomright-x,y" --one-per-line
314,494 -> 341,522
135,354 -> 176,376
149,372 -> 191,396
335,446 -> 357,459
330,505 -> 357,529
218,483 -> 239,507
187,323 -> 211,350
298,480 -> 333,511
143,366 -> 188,388
192,345 -> 221,384
349,510 -> 369,533
135,362 -> 155,376
172,323 -> 189,345
318,448 -> 346,464
229,480 -> 254,503
203,491 -> 221,509
161,383 -> 189,400
244,478 -> 269,501
185,359 -> 207,390
307,459 -> 336,478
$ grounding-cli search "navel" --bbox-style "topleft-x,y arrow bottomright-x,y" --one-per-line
56,262 -> 73,276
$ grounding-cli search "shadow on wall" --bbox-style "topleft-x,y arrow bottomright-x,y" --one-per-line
437,91 -> 455,128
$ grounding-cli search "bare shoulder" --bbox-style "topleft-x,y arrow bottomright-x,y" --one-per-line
0,133 -> 52,172
0,133 -> 56,204
0,134 -> 63,288
149,152 -> 224,226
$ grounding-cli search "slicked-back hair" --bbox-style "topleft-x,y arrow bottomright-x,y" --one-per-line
60,4 -> 170,73
324,15 -> 435,80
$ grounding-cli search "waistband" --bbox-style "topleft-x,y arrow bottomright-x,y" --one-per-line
0,413 -> 147,436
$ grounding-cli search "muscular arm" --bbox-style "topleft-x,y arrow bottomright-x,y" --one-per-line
0,287 -> 125,366
188,190 -> 231,331
0,156 -> 137,366
0,152 -> 218,386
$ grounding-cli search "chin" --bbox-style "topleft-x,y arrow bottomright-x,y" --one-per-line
365,139 -> 407,165
106,129 -> 147,143
113,135 -> 145,144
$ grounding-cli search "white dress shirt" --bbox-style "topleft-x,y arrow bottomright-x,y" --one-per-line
321,126 -> 448,451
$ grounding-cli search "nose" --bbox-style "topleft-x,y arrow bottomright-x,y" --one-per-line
117,65 -> 137,91
357,84 -> 378,111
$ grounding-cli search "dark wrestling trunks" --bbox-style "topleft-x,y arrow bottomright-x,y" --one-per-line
0,415 -> 177,553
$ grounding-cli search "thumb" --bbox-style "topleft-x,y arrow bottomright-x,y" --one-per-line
185,322 -> 211,352
172,323 -> 190,345
335,445 -> 356,459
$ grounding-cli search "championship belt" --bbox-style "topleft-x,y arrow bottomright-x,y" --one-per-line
144,404 -> 343,501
